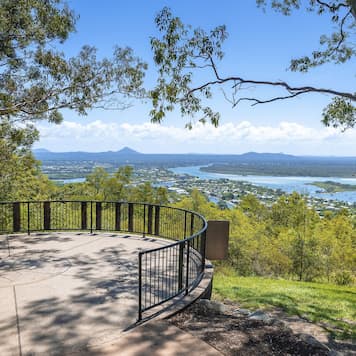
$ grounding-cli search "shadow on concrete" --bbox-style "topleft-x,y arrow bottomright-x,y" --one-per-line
0,233 -> 153,355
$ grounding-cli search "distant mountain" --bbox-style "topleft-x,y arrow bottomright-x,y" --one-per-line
33,148 -> 356,177
239,152 -> 297,161
33,146 -> 143,162
116,147 -> 141,155
33,148 -> 51,153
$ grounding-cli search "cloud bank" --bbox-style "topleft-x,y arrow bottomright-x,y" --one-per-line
36,120 -> 356,156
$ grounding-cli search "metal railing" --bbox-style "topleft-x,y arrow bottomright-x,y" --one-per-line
0,201 -> 207,321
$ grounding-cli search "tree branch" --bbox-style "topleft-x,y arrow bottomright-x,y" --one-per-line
315,0 -> 349,12
187,61 -> 356,104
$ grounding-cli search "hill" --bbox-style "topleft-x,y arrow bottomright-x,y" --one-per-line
33,148 -> 356,178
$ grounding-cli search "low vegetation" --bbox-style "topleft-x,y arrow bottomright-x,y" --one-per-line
213,268 -> 356,339
200,161 -> 356,178
309,181 -> 356,193
175,190 -> 355,286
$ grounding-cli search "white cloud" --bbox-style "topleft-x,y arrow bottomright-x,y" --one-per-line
36,119 -> 356,155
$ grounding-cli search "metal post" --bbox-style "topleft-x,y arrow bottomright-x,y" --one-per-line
138,252 -> 143,321
90,201 -> 93,234
147,205 -> 153,235
185,240 -> 190,295
128,203 -> 134,232
27,202 -> 30,235
190,213 -> 194,236
96,202 -> 102,230
178,242 -> 184,291
183,211 -> 187,239
200,230 -> 206,271
81,202 -> 87,230
115,202 -> 121,231
143,204 -> 146,237
154,206 -> 160,236
44,201 -> 51,230
13,202 -> 20,232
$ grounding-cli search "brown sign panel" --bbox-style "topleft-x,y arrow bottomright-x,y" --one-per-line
206,220 -> 229,260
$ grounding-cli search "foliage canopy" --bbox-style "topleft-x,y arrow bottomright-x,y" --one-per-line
0,0 -> 146,201
0,0 -> 146,124
150,2 -> 355,130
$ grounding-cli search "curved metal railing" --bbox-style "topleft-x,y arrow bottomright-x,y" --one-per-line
0,201 -> 207,320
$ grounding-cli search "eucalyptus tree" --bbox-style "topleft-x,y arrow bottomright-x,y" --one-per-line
150,2 -> 355,130
0,0 -> 146,199
0,0 -> 146,125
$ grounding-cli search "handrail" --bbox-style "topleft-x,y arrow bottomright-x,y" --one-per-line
0,201 -> 208,321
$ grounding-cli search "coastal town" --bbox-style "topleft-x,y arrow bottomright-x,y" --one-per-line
41,159 -> 356,214
132,168 -> 356,214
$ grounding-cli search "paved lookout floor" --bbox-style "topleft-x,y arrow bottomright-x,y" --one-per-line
0,232 -> 171,355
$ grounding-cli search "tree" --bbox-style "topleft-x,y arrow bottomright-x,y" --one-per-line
85,167 -> 109,199
150,4 -> 355,130
0,119 -> 54,200
85,166 -> 133,201
240,194 -> 268,221
0,0 -> 146,124
0,0 -> 146,200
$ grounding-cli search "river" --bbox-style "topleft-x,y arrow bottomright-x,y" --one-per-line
169,166 -> 356,204
54,166 -> 356,204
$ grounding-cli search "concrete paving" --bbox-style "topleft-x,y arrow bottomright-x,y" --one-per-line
0,232 -> 172,355
70,320 -> 222,356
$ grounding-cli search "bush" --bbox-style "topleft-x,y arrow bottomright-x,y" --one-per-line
334,270 -> 355,286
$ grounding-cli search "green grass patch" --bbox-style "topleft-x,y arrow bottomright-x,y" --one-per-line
213,268 -> 356,339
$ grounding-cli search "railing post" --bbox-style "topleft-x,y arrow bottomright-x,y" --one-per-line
138,252 -> 143,321
200,230 -> 206,272
90,201 -> 93,233
13,202 -> 20,232
115,202 -> 121,231
147,205 -> 153,235
81,202 -> 87,230
96,202 -> 102,230
184,211 -> 187,239
178,242 -> 184,291
143,204 -> 146,237
44,201 -> 51,230
185,240 -> 190,295
27,202 -> 30,235
190,213 -> 194,236
154,206 -> 160,236
128,203 -> 134,232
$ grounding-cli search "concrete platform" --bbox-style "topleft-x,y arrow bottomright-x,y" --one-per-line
0,232 -> 171,355
70,320 -> 221,356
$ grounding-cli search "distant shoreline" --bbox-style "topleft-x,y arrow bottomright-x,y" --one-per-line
306,181 -> 356,193
200,164 -> 356,179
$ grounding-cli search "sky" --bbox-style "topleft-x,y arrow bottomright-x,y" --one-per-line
34,0 -> 356,155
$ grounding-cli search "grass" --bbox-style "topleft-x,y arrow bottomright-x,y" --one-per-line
212,268 -> 356,340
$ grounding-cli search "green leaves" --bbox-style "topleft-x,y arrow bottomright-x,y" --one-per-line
258,1 -> 356,72
0,119 -> 52,201
150,7 -> 226,128
177,189 -> 355,284
260,1 -> 356,128
322,96 -> 356,130
0,1 -> 147,123
0,0 -> 147,202
150,4 -> 355,130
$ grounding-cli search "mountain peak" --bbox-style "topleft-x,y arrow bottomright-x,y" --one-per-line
33,148 -> 51,153
117,147 -> 141,155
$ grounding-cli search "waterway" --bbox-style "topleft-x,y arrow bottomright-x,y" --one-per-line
53,177 -> 86,184
53,166 -> 356,204
169,166 -> 356,204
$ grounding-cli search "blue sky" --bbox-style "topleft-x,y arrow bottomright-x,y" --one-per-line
35,0 -> 356,155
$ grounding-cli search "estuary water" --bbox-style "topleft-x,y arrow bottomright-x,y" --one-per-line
169,166 -> 356,204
